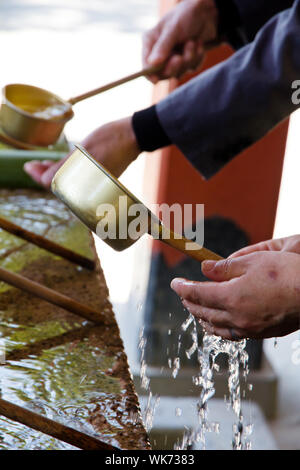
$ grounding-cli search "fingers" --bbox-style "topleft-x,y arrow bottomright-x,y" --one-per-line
162,54 -> 184,78
143,19 -> 205,82
200,321 -> 245,341
182,300 -> 233,328
229,245 -> 260,259
200,320 -> 294,341
163,42 -> 196,78
145,26 -> 179,84
142,28 -> 159,67
182,300 -> 246,340
201,257 -> 246,282
181,295 -> 247,340
148,39 -> 205,82
162,40 -> 204,78
183,40 -> 196,64
171,278 -> 229,310
24,157 -> 67,188
24,160 -> 54,185
40,159 -> 67,187
148,26 -> 177,66
182,39 -> 204,73
143,27 -> 161,83
229,239 -> 282,259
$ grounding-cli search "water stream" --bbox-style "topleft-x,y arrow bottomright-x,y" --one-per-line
181,317 -> 250,450
138,327 -> 160,433
140,310 -> 252,450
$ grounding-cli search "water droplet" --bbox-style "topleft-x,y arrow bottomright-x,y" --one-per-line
172,357 -> 180,379
181,314 -> 194,332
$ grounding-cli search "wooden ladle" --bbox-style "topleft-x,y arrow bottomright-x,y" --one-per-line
52,145 -> 223,263
0,64 -> 162,147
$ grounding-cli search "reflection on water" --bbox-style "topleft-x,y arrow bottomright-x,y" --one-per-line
0,193 -> 93,294
0,325 -> 125,449
0,416 -> 77,450
0,320 -> 78,352
0,191 -> 148,450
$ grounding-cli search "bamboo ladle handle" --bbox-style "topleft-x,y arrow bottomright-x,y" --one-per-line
0,216 -> 95,270
0,398 -> 118,450
0,267 -> 106,325
68,39 -> 221,106
68,64 -> 163,106
156,224 -> 223,263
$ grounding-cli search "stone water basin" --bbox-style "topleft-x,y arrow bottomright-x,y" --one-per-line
0,189 -> 150,450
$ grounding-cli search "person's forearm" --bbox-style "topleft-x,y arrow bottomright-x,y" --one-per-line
153,1 -> 300,179
132,1 -> 298,173
131,0 -> 246,154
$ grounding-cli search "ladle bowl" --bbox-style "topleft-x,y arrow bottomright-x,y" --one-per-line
1,84 -> 74,146
0,65 -> 161,147
51,145 -> 222,263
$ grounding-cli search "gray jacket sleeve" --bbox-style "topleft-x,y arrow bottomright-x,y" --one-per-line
156,0 -> 300,179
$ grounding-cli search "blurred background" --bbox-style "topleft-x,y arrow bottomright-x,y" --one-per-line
1,0 -> 300,450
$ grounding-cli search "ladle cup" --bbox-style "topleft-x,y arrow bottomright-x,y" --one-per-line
0,64 -> 162,147
51,145 -> 222,263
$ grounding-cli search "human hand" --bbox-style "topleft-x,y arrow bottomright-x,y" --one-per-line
171,251 -> 300,340
23,158 -> 68,189
24,116 -> 140,188
143,0 -> 219,83
229,235 -> 300,258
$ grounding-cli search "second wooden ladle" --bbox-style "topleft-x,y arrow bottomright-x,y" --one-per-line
0,64 -> 162,147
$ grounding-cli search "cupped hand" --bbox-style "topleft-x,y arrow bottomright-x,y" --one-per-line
24,116 -> 140,189
143,0 -> 219,83
171,250 -> 300,340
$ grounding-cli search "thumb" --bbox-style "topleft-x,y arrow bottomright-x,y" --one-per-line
202,258 -> 246,282
148,29 -> 176,65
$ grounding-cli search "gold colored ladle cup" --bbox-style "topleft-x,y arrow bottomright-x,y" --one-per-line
51,145 -> 222,263
0,65 -> 163,148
